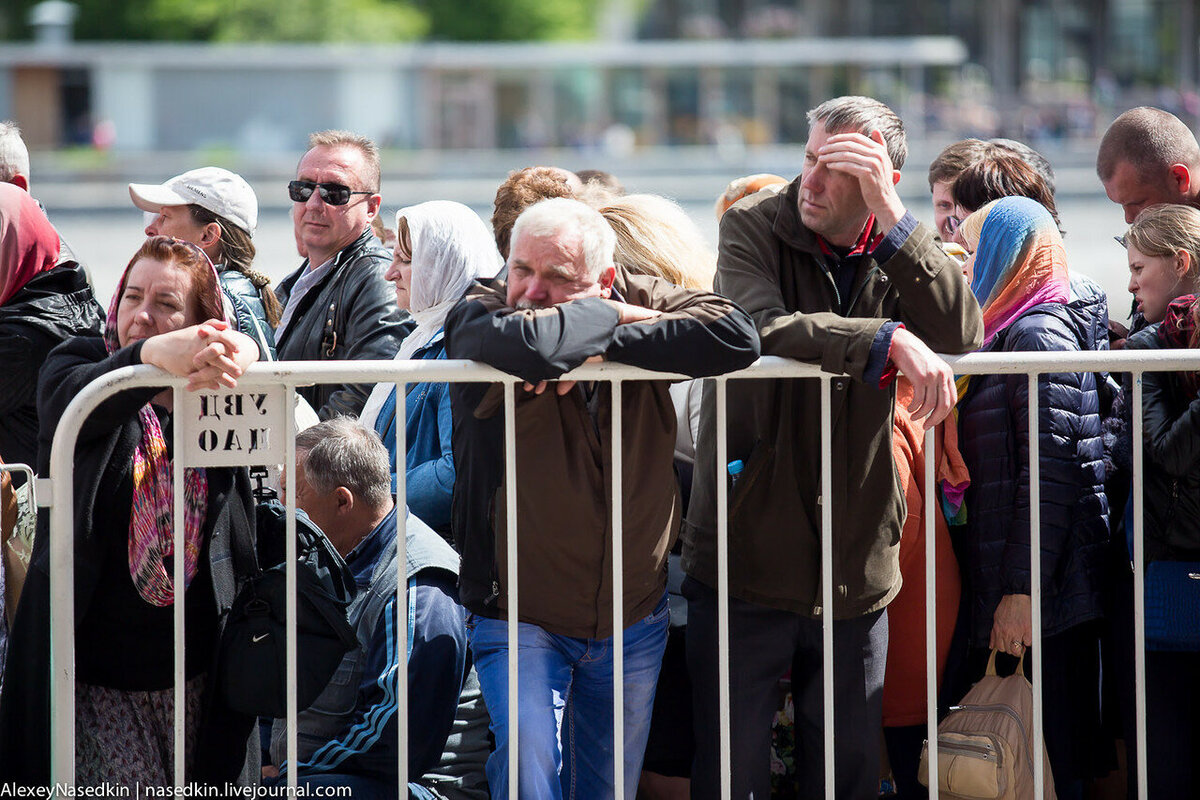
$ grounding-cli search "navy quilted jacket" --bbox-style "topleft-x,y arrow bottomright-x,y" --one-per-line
957,282 -> 1110,646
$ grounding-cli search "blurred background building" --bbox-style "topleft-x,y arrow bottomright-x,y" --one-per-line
0,0 -> 1196,155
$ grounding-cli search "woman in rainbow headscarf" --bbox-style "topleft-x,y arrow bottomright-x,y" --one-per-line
955,196 -> 1111,798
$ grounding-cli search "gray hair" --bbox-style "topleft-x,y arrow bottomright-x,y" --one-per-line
807,96 -> 907,171
0,121 -> 30,184
509,197 -> 615,281
295,418 -> 391,510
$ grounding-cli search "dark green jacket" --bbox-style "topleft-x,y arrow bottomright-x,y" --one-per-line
682,178 -> 983,619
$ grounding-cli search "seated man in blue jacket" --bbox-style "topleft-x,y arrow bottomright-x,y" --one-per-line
266,418 -> 467,799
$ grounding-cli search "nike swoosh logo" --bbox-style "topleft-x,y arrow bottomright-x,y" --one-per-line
252,633 -> 270,643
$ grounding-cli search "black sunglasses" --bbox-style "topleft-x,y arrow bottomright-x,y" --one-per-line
288,180 -> 373,206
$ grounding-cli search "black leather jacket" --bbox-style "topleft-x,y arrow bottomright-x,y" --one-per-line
1126,326 -> 1200,560
0,261 -> 104,470
274,230 -> 411,419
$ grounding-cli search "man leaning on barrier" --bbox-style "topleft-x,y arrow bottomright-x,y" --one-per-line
682,95 -> 985,799
266,419 -> 469,799
444,197 -> 760,800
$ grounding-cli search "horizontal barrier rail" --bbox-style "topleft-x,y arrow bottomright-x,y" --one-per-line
44,350 -> 1200,797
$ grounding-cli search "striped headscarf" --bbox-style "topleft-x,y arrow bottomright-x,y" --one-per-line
960,196 -> 1070,348
104,237 -> 225,607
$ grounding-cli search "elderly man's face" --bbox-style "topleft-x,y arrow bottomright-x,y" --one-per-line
293,144 -> 380,264
506,229 -> 613,309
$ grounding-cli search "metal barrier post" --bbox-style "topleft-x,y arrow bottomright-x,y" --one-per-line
1132,374 -> 1148,800
923,427 -> 939,800
610,379 -> 625,798
1028,374 -> 1044,800
395,380 -> 410,791
715,378 -> 732,800
171,385 -> 187,787
503,381 -> 520,799
285,386 -> 299,792
820,376 -> 835,800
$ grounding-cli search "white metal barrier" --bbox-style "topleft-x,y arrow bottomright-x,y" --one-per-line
39,349 -> 1200,798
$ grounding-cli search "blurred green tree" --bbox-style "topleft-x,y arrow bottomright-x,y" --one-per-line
4,0 -> 427,41
421,0 -> 598,40
4,0 -> 599,40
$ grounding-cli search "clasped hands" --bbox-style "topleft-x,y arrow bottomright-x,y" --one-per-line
139,319 -> 260,392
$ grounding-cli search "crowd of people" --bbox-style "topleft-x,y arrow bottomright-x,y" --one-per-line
0,95 -> 1196,799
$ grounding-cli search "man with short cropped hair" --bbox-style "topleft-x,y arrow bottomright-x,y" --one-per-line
268,419 -> 467,799
927,138 -> 988,240
275,130 -> 410,419
446,197 -> 759,799
1097,106 -> 1200,223
683,95 -> 984,799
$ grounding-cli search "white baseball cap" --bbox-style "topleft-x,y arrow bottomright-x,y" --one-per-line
129,166 -> 258,234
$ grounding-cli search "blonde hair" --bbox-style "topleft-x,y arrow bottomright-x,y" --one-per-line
957,198 -> 1001,254
600,193 -> 716,290
1125,204 -> 1200,282
305,130 -> 381,192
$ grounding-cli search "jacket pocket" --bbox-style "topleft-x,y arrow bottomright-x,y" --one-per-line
729,438 -> 775,520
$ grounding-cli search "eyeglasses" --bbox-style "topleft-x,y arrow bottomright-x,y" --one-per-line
287,180 -> 373,206
945,215 -> 963,237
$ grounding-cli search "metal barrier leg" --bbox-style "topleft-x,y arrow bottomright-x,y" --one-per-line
924,426 -> 939,800
171,385 -> 187,787
1028,374 -> 1044,800
715,378 -> 731,800
610,380 -> 625,799
820,377 -> 835,800
1132,374 -> 1148,800
503,382 -> 520,799
395,380 -> 410,792
286,386 -> 299,792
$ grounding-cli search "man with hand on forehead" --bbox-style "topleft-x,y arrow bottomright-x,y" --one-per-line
274,130 -> 410,419
683,95 -> 983,799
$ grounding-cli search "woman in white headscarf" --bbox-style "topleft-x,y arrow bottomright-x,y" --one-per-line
359,201 -> 502,535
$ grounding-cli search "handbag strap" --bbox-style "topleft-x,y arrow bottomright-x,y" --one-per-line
985,648 -> 1028,679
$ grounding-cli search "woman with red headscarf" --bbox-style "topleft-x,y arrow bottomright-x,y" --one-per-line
0,182 -> 103,470
0,236 -> 261,788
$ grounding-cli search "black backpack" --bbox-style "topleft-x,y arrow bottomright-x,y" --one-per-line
218,501 -> 358,718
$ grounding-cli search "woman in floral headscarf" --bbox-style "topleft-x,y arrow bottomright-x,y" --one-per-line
0,236 -> 261,787
954,196 -> 1110,798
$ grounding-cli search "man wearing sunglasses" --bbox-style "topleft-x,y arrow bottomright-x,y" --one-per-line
275,130 -> 410,419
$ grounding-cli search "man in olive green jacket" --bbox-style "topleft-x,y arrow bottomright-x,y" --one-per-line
682,96 -> 984,799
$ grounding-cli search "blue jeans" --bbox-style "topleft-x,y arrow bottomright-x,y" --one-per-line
468,593 -> 669,800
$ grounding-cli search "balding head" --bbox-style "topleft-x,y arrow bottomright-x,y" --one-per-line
1098,107 -> 1200,222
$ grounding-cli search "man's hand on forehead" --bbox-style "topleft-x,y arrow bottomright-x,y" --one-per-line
817,129 -> 907,232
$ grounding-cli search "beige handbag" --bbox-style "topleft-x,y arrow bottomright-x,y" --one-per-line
2,464 -> 36,628
918,650 -> 1056,800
